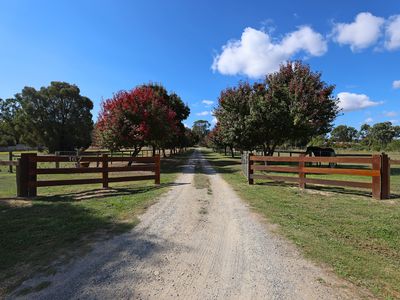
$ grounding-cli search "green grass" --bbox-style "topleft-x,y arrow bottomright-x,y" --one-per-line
202,149 -> 400,299
0,150 -> 193,297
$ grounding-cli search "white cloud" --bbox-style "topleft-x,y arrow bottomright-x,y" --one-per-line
384,111 -> 397,117
196,111 -> 210,116
393,80 -> 400,89
332,12 -> 384,51
385,15 -> 400,50
202,100 -> 214,106
212,26 -> 327,78
364,117 -> 374,124
389,119 -> 399,124
211,116 -> 218,124
337,92 -> 383,112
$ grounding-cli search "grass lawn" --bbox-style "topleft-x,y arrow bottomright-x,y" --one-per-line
0,150 -> 193,297
202,149 -> 400,299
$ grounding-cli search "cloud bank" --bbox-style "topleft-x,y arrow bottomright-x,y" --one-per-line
393,80 -> 400,89
332,12 -> 384,51
202,100 -> 214,106
337,92 -> 382,112
212,26 -> 327,78
385,15 -> 400,50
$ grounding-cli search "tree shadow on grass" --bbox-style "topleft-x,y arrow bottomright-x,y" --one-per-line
0,182 -> 189,203
0,200 -> 134,296
255,180 -> 400,200
391,167 -> 400,176
34,182 -> 188,203
198,154 -> 241,175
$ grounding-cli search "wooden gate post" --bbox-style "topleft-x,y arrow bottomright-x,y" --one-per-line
372,154 -> 382,199
28,153 -> 37,197
8,151 -> 13,173
17,154 -> 28,197
155,154 -> 160,184
18,153 -> 37,197
381,153 -> 390,199
102,154 -> 108,188
299,154 -> 306,189
248,153 -> 254,185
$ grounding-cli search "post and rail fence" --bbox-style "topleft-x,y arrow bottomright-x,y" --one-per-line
16,153 -> 160,197
243,153 -> 392,200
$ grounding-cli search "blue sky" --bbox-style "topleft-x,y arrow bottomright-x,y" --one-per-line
0,0 -> 399,129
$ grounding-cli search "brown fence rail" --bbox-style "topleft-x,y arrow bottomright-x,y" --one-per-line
17,153 -> 160,197
0,160 -> 19,166
247,153 -> 390,200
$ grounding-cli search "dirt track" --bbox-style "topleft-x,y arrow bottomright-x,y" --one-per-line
11,151 -> 366,299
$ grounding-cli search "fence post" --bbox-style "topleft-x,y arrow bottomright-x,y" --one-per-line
299,154 -> 306,189
8,151 -> 13,173
248,153 -> 254,185
155,154 -> 160,184
381,153 -> 390,199
102,154 -> 108,188
55,151 -> 60,168
17,154 -> 29,197
372,154 -> 382,199
18,153 -> 38,197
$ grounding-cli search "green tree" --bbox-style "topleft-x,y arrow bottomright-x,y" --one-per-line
330,125 -> 358,143
250,61 -> 338,155
308,134 -> 328,147
0,98 -> 24,146
192,120 -> 210,145
16,82 -> 94,152
214,82 -> 257,156
369,122 -> 399,149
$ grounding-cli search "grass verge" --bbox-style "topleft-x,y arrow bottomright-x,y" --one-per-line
202,149 -> 400,299
0,150 -> 193,297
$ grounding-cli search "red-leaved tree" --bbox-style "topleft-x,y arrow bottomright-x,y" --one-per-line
96,86 -> 177,157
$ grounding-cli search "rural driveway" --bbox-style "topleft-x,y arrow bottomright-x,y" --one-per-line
11,150 -> 366,299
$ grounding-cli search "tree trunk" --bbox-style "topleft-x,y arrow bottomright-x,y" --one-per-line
127,146 -> 142,166
230,145 -> 234,158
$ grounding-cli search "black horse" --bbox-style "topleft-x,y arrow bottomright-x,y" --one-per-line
305,146 -> 336,167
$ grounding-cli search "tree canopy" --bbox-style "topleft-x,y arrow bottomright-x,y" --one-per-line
96,84 -> 190,155
359,122 -> 400,150
213,61 -> 339,155
0,98 -> 24,146
330,125 -> 358,143
15,81 -> 94,152
192,120 -> 211,145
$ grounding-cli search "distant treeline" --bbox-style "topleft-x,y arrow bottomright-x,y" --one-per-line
309,123 -> 400,151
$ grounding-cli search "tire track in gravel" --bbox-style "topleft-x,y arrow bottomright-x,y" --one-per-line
10,150 -> 371,300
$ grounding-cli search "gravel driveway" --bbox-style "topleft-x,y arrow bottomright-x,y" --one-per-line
11,150 -> 367,299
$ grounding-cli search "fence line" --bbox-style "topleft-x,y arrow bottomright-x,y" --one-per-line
17,153 -> 160,197
245,153 -> 391,200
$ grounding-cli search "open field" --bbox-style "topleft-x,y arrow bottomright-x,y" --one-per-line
0,150 -> 193,297
202,149 -> 400,299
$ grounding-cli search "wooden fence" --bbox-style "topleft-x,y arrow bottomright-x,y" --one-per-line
246,153 -> 391,200
17,153 -> 160,197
